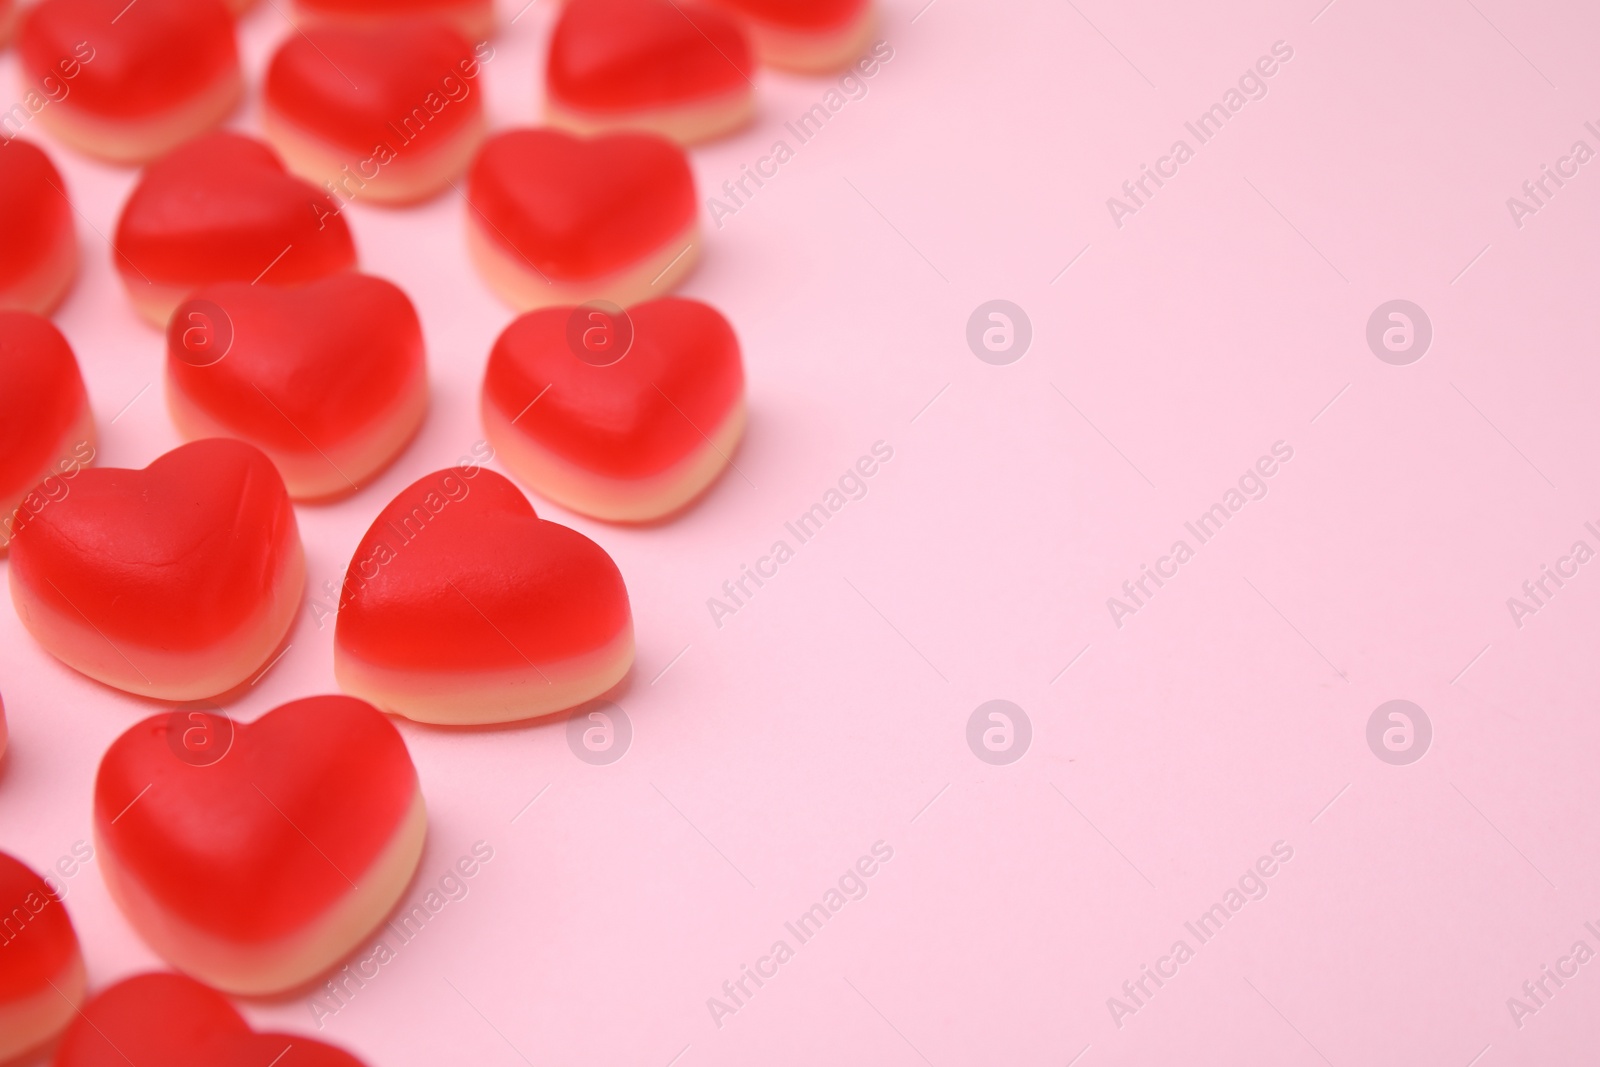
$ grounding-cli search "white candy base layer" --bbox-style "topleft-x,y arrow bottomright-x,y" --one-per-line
262,102 -> 486,206
466,215 -> 698,312
9,536 -> 304,701
544,88 -> 753,146
484,392 -> 745,523
0,953 -> 85,1062
120,275 -> 203,331
35,67 -> 242,166
294,0 -> 495,44
337,625 -> 635,726
749,8 -> 878,72
96,787 -> 427,996
166,367 -> 428,502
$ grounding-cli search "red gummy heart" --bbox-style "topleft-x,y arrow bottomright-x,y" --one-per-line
482,297 -> 745,522
294,0 -> 494,42
465,128 -> 697,308
166,274 -> 428,501
546,0 -> 753,143
56,972 -> 368,1066
0,140 -> 77,315
8,438 -> 304,701
94,697 -> 425,995
18,0 -> 241,164
264,21 -> 488,204
335,467 -> 633,724
115,131 -> 357,326
0,312 -> 94,552
702,0 -> 873,71
0,852 -> 85,1063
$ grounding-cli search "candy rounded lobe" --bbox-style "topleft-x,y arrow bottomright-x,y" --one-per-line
0,141 -> 78,316
8,438 -> 305,700
0,851 -> 86,1063
465,128 -> 698,309
545,0 -> 754,144
114,131 -> 357,326
263,20 -> 488,204
165,274 -> 428,501
0,312 -> 94,552
55,971 -> 371,1066
18,0 -> 241,164
335,467 -> 634,724
482,297 -> 745,521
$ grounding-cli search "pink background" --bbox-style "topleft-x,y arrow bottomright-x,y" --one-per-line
5,0 -> 1600,1064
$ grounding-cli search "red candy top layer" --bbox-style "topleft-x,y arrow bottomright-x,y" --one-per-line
115,131 -> 356,288
706,0 -> 867,31
9,439 -> 299,653
0,851 -> 80,1001
547,0 -> 752,112
0,141 -> 73,302
19,0 -> 238,119
95,697 -> 418,941
0,313 -> 86,501
485,298 -> 744,480
467,129 -> 694,280
336,468 -> 631,668
55,973 -> 248,1067
56,972 -> 369,1066
265,21 -> 483,155
167,275 -> 425,454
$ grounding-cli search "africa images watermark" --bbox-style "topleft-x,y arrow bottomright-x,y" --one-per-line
1505,919 -> 1600,1031
0,40 -> 96,144
705,841 -> 895,1030
306,840 -> 496,1028
1106,441 -> 1295,628
1503,519 -> 1600,630
313,39 -> 497,227
2,440 -> 98,549
1504,120 -> 1600,230
1106,40 -> 1295,229
706,41 -> 896,229
305,439 -> 496,630
1106,840 -> 1296,1029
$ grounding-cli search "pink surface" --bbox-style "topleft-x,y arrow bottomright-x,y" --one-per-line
3,1 -> 1600,1065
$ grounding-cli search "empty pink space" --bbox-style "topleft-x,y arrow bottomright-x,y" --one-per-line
1,1 -> 1598,1066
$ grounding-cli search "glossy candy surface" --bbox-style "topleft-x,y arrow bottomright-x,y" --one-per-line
264,21 -> 487,203
94,698 -> 425,995
0,141 -> 78,315
55,972 -> 369,1065
8,439 -> 304,700
0,312 -> 94,552
335,468 -> 634,724
18,0 -> 241,163
115,131 -> 357,326
482,297 -> 744,521
465,128 -> 697,308
545,0 -> 753,143
166,274 -> 428,500
0,851 -> 85,1063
